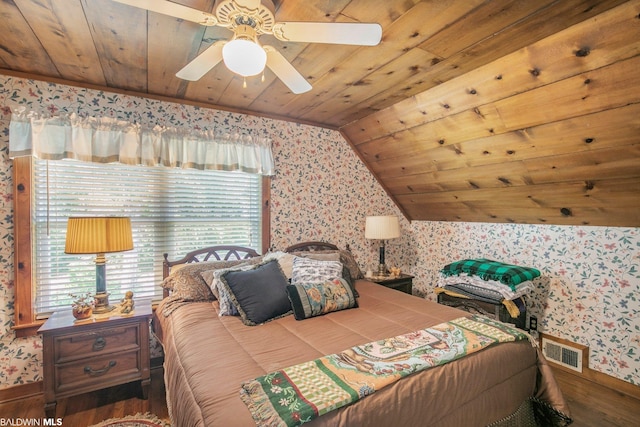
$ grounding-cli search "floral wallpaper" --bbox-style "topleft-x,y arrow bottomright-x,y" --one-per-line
0,74 -> 401,389
0,74 -> 637,390
409,222 -> 640,385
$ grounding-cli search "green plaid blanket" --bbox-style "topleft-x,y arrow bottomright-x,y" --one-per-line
441,258 -> 540,290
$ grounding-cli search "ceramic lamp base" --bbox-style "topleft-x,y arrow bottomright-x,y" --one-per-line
93,292 -> 116,314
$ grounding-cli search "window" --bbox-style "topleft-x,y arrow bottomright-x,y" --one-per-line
13,157 -> 270,333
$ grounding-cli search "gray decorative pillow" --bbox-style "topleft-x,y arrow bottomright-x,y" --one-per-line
160,257 -> 262,317
292,249 -> 363,280
219,260 -> 291,326
201,263 -> 256,316
337,249 -> 364,280
290,257 -> 343,285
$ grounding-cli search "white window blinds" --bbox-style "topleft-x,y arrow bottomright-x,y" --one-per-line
33,158 -> 262,316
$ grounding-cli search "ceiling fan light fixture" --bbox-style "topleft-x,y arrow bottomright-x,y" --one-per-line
223,39 -> 267,76
222,24 -> 267,77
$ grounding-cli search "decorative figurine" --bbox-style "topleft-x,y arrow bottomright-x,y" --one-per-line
120,290 -> 135,314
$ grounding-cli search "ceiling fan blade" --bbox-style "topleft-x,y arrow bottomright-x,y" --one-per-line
176,41 -> 225,81
112,0 -> 218,26
264,46 -> 311,94
272,22 -> 382,46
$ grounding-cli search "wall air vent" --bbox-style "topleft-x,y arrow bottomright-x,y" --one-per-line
541,335 -> 588,373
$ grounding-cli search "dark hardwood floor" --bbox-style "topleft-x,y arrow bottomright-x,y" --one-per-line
552,368 -> 640,427
0,367 -> 169,427
0,366 -> 638,426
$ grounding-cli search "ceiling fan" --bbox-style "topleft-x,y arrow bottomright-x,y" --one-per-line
113,0 -> 383,94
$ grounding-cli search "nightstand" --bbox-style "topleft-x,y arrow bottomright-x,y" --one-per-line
38,300 -> 152,418
367,274 -> 414,295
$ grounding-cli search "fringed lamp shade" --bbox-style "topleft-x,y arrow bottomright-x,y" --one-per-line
65,217 -> 133,313
365,215 -> 401,277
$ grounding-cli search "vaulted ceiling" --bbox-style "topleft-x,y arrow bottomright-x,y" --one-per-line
1,0 -> 639,226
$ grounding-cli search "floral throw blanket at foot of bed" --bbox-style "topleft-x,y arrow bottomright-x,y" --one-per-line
240,315 -> 529,427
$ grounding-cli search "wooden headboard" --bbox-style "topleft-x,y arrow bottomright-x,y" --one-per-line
163,245 -> 260,278
285,241 -> 340,252
161,242 -> 342,298
162,241 -> 343,280
161,245 -> 261,299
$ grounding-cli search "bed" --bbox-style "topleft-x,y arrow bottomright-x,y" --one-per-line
154,242 -> 571,427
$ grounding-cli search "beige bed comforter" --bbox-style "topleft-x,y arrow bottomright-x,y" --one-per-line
154,280 -> 570,426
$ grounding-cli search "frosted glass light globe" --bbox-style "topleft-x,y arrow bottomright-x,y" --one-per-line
222,39 -> 267,77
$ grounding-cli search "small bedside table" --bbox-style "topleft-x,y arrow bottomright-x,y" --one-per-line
38,300 -> 152,418
367,274 -> 414,295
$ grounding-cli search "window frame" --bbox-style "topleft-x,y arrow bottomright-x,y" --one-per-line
12,157 -> 271,337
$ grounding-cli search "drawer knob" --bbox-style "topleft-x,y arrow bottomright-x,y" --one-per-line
93,337 -> 107,351
84,360 -> 116,377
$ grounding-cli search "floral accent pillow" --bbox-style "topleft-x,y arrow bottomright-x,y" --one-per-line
290,257 -> 343,285
286,278 -> 358,320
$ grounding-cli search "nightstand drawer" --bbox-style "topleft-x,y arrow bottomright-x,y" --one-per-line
55,324 -> 140,363
367,274 -> 414,295
55,349 -> 141,394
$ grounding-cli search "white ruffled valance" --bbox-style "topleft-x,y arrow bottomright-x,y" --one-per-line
9,110 -> 274,176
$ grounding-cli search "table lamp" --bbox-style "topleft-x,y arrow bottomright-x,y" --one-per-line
365,215 -> 400,277
65,217 -> 133,313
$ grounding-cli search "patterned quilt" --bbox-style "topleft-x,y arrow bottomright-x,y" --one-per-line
240,315 -> 529,427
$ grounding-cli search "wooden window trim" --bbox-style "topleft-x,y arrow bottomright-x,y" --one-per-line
262,176 -> 271,254
13,157 -> 40,337
12,157 -> 271,337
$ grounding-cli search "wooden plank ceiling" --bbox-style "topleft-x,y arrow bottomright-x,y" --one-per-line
1,0 -> 638,226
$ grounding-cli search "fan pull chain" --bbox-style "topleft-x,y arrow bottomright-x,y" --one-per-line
243,77 -> 247,89
261,71 -> 265,83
